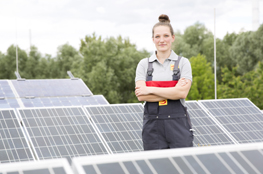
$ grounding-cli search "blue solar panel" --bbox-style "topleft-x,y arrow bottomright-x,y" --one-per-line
0,80 -> 16,98
0,109 -> 35,163
0,158 -> 74,174
186,101 -> 235,146
0,98 -> 20,108
18,106 -> 110,163
85,104 -> 144,153
21,95 -> 109,108
72,142 -> 263,174
11,79 -> 92,98
199,98 -> 263,144
0,81 -> 20,108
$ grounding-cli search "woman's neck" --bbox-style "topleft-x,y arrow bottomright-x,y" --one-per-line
156,50 -> 171,64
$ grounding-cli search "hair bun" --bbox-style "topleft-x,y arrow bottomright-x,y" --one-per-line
158,14 -> 170,23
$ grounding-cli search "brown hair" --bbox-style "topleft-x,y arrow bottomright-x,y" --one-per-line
152,14 -> 174,37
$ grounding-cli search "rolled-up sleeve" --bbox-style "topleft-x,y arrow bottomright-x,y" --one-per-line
135,58 -> 147,83
180,58 -> 192,82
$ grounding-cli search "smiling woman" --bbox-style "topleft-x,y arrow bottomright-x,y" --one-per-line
135,14 -> 194,150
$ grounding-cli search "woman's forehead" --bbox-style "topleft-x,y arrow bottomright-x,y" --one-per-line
153,26 -> 171,34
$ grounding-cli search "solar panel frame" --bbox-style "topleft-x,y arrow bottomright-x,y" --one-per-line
16,106 -> 111,163
0,80 -> 22,108
198,98 -> 263,144
0,80 -> 16,99
11,79 -> 93,98
83,103 -> 144,154
0,108 -> 35,163
72,142 -> 263,174
186,101 -> 237,146
20,95 -> 109,108
0,158 -> 74,174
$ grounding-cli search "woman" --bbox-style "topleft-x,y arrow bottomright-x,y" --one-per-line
135,14 -> 194,150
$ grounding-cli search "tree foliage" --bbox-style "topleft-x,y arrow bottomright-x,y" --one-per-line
76,33 -> 150,104
187,54 -> 214,100
1,23 -> 263,109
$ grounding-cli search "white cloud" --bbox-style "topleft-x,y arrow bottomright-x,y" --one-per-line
96,7 -> 106,14
0,0 -> 262,56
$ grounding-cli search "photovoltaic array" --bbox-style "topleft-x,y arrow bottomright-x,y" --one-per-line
17,107 -> 110,163
0,109 -> 34,163
72,142 -> 263,174
199,98 -> 263,144
21,95 -> 109,108
0,79 -> 109,109
186,101 -> 235,146
1,75 -> 263,173
11,79 -> 92,98
0,158 -> 74,174
0,80 -> 20,108
84,104 -> 144,153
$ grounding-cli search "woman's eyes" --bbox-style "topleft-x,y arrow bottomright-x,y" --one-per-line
155,35 -> 169,38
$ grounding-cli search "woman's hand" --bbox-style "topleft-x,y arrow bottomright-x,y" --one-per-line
177,77 -> 188,87
135,86 -> 151,97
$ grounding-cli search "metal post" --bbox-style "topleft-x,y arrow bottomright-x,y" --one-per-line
16,18 -> 18,73
29,29 -> 32,52
214,8 -> 217,99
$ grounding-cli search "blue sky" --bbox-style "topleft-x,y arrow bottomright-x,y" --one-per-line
0,0 -> 262,56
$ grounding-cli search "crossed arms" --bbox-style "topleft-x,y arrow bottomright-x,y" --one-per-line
135,78 -> 191,102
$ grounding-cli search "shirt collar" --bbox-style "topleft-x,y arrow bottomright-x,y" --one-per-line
149,50 -> 179,62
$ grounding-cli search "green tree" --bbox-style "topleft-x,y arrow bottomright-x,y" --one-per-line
218,66 -> 244,98
230,31 -> 258,74
0,45 -> 28,79
172,33 -> 199,58
201,37 -> 233,82
183,22 -> 213,54
187,54 -> 214,100
56,43 -> 82,78
23,45 -> 42,79
78,33 -> 150,104
218,62 -> 263,109
223,32 -> 238,47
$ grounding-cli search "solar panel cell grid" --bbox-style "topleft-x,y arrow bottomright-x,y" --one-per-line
21,95 -> 108,108
0,158 -> 73,174
0,81 -> 15,98
72,142 -> 263,174
11,79 -> 92,98
0,81 -> 20,109
18,107 -> 109,163
85,104 -> 144,153
186,101 -> 235,146
199,99 -> 263,144
0,109 -> 34,163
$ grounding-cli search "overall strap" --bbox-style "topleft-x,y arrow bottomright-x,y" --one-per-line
172,56 -> 182,81
146,58 -> 154,81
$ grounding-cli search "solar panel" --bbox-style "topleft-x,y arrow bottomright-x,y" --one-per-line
0,81 -> 20,108
17,106 -> 110,163
72,142 -> 263,174
84,104 -> 144,153
21,95 -> 109,108
11,79 -> 92,98
199,98 -> 263,144
186,101 -> 236,146
0,109 -> 34,163
0,158 -> 74,174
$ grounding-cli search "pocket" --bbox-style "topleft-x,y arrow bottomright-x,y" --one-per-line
166,118 -> 193,147
145,102 -> 159,115
142,119 -> 158,146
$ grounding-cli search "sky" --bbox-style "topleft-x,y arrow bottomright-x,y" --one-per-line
0,0 -> 263,56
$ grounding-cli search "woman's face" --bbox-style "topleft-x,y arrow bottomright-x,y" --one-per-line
153,25 -> 175,53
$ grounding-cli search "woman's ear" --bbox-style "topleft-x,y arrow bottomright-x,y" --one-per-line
171,35 -> 175,42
